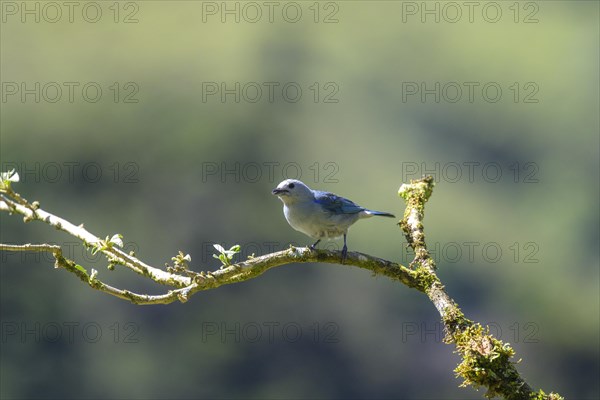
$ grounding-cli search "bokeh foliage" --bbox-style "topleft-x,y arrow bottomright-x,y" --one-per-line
1,1 -> 598,398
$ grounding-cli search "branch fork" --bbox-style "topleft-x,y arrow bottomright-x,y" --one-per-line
0,171 -> 561,399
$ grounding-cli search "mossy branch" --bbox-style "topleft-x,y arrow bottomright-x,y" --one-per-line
0,172 -> 562,399
398,177 -> 562,400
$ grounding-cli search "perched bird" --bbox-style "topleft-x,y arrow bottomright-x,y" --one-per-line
272,179 -> 395,263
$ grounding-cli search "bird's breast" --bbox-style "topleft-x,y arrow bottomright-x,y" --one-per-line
283,202 -> 350,240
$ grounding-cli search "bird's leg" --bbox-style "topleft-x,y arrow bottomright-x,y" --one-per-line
341,234 -> 348,264
310,239 -> 321,251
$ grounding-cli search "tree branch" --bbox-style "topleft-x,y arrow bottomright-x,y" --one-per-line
399,177 -> 561,400
0,242 -> 416,305
0,194 -> 191,288
0,171 -> 563,399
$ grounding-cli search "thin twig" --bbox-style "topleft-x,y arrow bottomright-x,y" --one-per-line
1,195 -> 191,287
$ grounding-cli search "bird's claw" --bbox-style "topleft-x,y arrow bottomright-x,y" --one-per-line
310,239 -> 321,252
341,245 -> 348,264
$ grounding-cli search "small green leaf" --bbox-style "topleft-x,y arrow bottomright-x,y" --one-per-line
212,244 -> 241,267
74,264 -> 88,276
90,243 -> 102,255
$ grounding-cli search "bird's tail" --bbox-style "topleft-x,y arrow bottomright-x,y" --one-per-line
365,210 -> 395,218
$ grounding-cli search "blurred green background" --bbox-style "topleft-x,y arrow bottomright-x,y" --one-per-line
1,1 -> 598,399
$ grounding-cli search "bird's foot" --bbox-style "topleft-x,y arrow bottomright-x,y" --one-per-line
341,244 -> 348,264
310,239 -> 321,251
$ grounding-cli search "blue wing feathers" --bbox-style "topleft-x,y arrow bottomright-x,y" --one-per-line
313,191 -> 365,214
313,190 -> 395,217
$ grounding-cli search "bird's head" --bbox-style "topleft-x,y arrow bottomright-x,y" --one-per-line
272,179 -> 313,203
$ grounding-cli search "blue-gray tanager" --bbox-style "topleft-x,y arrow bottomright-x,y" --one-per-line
272,179 -> 395,262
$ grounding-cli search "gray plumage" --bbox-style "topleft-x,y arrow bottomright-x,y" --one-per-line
272,179 -> 395,262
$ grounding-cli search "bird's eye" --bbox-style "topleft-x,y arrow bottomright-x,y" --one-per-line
288,183 -> 295,189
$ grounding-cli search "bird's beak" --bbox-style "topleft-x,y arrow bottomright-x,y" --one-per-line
272,188 -> 288,195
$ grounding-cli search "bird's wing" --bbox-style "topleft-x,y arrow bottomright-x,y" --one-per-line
313,191 -> 365,215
